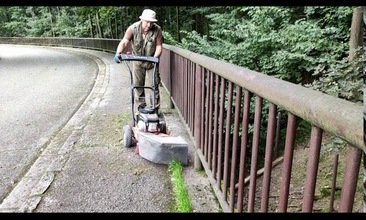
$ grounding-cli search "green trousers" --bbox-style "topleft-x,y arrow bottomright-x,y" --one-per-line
132,62 -> 160,108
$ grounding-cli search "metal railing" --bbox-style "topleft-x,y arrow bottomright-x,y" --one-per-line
1,37 -> 364,213
160,45 -> 364,213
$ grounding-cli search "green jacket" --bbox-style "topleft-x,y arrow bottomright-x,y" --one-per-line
131,21 -> 161,69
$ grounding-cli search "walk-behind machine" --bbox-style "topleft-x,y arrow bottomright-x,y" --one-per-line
118,53 -> 188,165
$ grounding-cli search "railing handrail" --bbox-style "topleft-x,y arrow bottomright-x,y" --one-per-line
163,43 -> 363,150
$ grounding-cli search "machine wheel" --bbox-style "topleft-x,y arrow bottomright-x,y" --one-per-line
123,124 -> 133,148
158,113 -> 167,134
160,121 -> 167,134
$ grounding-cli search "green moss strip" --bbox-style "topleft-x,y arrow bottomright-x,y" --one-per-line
168,160 -> 192,213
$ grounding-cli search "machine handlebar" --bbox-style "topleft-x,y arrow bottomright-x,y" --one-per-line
120,54 -> 159,64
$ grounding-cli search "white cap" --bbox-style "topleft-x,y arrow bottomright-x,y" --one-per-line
139,9 -> 157,22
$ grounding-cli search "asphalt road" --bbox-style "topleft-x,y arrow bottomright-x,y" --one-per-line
0,44 -> 98,205
0,44 -> 220,213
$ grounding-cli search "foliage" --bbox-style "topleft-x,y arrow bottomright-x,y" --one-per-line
304,47 -> 364,103
177,6 -> 360,103
178,7 -> 360,166
52,7 -> 90,38
163,31 -> 179,45
1,6 -> 359,100
3,7 -> 29,37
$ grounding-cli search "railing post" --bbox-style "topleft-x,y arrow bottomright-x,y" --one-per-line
339,146 -> 362,212
362,7 -> 366,212
193,65 -> 203,171
363,145 -> 365,212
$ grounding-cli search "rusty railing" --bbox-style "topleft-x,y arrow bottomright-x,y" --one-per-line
0,37 -> 363,212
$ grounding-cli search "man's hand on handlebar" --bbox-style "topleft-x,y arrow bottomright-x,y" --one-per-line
114,53 -> 121,63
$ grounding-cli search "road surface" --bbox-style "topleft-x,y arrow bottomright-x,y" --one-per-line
0,44 -> 98,205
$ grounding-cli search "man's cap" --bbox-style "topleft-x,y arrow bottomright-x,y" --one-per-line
139,9 -> 157,22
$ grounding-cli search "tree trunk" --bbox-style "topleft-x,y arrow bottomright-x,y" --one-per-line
95,11 -> 103,38
348,6 -> 363,61
114,17 -> 118,39
108,18 -> 113,39
47,7 -> 55,37
176,6 -> 180,42
194,13 -> 204,35
88,14 -> 94,38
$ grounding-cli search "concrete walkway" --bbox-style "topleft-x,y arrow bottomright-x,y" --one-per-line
0,47 -> 221,213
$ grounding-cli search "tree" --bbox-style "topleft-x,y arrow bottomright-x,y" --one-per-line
348,6 -> 363,61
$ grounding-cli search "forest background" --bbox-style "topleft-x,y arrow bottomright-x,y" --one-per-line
0,6 -> 363,104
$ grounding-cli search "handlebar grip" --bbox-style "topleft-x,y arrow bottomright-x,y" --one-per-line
121,54 -> 159,63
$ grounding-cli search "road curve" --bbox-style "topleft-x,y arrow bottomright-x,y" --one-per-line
0,45 -> 98,210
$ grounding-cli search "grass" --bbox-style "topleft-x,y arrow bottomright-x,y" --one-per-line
168,160 -> 192,213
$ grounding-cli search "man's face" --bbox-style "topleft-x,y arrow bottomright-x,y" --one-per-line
141,20 -> 154,33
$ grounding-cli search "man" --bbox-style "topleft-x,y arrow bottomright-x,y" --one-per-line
114,9 -> 163,110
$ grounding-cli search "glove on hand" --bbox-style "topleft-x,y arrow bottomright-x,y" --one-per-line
114,53 -> 121,63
